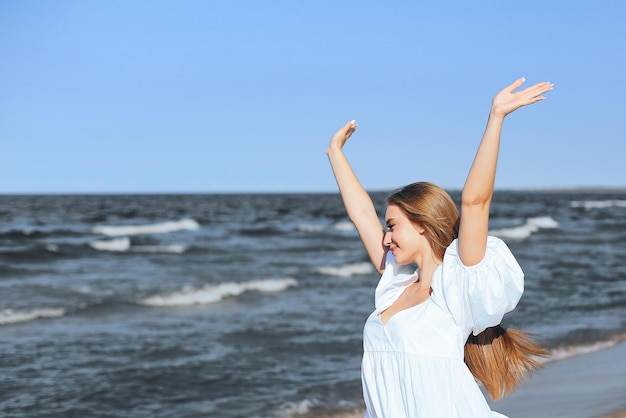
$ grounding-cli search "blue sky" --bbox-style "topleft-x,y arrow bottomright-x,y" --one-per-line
1,1 -> 625,193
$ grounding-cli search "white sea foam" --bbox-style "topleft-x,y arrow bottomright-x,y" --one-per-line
333,221 -> 355,231
131,245 -> 187,254
526,216 -> 559,229
138,278 -> 298,307
489,216 -> 559,240
89,237 -> 131,252
296,224 -> 325,232
273,398 -> 320,418
316,262 -> 374,278
92,218 -> 200,236
540,333 -> 626,364
89,238 -> 187,254
0,308 -> 65,325
570,199 -> 626,210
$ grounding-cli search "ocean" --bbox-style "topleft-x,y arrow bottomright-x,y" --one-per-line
1,191 -> 625,417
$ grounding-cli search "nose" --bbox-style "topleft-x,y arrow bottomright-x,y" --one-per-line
383,231 -> 392,246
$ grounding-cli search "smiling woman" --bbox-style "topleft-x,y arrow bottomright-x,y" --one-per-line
326,78 -> 553,417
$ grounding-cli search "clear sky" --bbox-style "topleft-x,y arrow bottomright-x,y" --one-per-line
1,1 -> 625,194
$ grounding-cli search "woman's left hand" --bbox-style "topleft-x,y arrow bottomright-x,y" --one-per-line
491,78 -> 553,118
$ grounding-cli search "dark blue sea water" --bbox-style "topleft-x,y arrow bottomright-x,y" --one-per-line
1,191 -> 625,417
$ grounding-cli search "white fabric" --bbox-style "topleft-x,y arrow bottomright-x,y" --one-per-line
361,236 -> 524,418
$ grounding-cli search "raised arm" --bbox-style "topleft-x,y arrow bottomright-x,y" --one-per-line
326,120 -> 387,273
458,78 -> 553,266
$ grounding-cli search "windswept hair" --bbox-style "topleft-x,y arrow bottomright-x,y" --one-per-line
386,182 -> 547,400
465,326 -> 547,400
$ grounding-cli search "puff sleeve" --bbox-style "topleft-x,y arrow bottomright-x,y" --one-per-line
436,236 -> 524,337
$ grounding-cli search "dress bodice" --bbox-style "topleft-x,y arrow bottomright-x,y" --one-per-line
360,236 -> 523,418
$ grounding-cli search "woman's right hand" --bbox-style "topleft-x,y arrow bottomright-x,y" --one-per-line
328,120 -> 358,152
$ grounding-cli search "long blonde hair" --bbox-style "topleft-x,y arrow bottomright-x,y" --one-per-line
386,182 -> 547,400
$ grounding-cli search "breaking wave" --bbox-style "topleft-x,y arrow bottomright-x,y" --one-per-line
89,237 -> 131,252
489,216 -> 558,240
333,221 -> 355,231
296,224 -> 325,232
88,238 -> 187,254
541,332 -> 626,364
570,199 -> 626,210
137,278 -> 298,307
0,308 -> 66,326
92,218 -> 199,236
131,245 -> 187,254
272,398 -> 320,418
316,262 -> 374,278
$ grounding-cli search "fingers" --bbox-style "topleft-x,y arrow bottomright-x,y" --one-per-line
342,119 -> 357,136
491,78 -> 553,117
509,77 -> 553,96
330,119 -> 358,148
522,81 -> 554,103
507,77 -> 526,92
524,81 -> 553,95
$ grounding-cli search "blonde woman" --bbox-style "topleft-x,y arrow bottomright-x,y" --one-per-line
326,78 -> 553,417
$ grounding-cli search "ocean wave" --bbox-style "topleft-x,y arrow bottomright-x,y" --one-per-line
316,262 -> 374,278
89,237 -> 131,252
541,332 -> 626,364
489,216 -> 559,240
131,245 -> 187,254
296,224 -> 325,232
0,308 -> 65,326
333,221 -> 355,231
137,278 -> 298,307
273,398 -> 320,418
570,199 -> 626,210
92,218 -> 199,236
88,237 -> 187,254
46,244 -> 60,253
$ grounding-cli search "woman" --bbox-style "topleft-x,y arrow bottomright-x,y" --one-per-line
326,78 -> 553,417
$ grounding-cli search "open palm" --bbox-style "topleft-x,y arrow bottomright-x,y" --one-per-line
492,78 -> 553,118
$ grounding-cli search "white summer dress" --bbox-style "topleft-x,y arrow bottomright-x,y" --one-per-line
361,236 -> 523,418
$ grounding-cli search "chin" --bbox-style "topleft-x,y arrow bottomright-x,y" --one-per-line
394,254 -> 409,265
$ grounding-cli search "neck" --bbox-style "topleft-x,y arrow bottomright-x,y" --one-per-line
415,253 -> 442,286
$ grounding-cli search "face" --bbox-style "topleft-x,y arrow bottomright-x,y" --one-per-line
384,205 -> 425,265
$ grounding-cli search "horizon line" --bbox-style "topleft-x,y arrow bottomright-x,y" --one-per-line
1,186 -> 626,196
